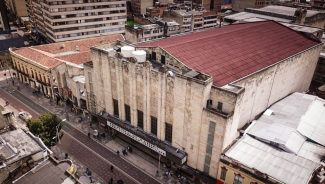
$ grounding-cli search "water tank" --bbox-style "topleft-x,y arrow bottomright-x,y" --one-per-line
132,50 -> 146,63
121,46 -> 134,58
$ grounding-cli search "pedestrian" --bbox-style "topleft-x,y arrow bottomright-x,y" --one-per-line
86,167 -> 89,173
89,177 -> 92,183
156,170 -> 159,177
116,150 -> 120,157
90,122 -> 92,127
110,165 -> 114,172
125,148 -> 128,155
110,178 -> 113,184
88,132 -> 90,138
122,149 -> 126,156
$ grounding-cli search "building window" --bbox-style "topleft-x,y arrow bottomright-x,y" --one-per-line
137,110 -> 143,128
125,104 -> 131,122
217,102 -> 223,111
204,165 -> 210,173
234,174 -> 244,184
151,116 -> 157,135
152,51 -> 156,61
220,167 -> 227,180
165,123 -> 172,142
161,55 -> 165,65
113,99 -> 119,117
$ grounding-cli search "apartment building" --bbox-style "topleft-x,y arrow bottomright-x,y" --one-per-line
163,10 -> 217,32
131,0 -> 153,15
125,21 -> 180,43
0,0 -> 10,31
26,0 -> 127,43
4,0 -> 28,19
192,0 -> 222,12
84,21 -> 321,181
146,3 -> 168,18
232,0 -> 266,12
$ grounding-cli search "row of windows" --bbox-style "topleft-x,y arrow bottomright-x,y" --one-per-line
113,99 -> 172,142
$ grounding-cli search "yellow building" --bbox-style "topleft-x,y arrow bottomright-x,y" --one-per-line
217,160 -> 266,184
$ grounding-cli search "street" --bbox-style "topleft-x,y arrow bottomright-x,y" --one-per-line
0,82 -> 161,184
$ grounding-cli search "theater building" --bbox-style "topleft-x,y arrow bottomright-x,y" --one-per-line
84,21 -> 321,181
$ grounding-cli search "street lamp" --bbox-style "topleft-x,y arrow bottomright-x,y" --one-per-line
56,119 -> 66,145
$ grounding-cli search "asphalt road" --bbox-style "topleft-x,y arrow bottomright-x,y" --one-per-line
0,86 -> 40,118
1,85 -> 161,184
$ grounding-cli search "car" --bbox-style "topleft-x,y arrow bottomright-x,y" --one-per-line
18,111 -> 32,121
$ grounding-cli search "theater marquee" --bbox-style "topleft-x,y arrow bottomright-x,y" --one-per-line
107,121 -> 166,156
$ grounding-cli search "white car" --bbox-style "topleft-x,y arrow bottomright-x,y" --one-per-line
18,111 -> 32,121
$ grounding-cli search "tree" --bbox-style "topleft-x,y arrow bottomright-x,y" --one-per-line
26,113 -> 64,148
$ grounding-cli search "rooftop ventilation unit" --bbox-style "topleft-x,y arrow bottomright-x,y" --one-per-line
76,46 -> 79,51
113,45 -> 122,52
61,44 -> 65,48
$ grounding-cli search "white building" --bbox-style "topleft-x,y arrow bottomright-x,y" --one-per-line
84,20 -> 322,181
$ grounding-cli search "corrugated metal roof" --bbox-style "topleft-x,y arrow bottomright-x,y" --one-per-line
136,21 -> 319,87
226,135 -> 323,184
297,98 -> 325,146
247,93 -> 317,154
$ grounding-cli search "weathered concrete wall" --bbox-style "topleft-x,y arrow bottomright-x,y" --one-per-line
233,44 -> 322,128
232,0 -> 255,12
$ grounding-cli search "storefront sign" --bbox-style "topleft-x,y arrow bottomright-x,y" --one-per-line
107,121 -> 166,156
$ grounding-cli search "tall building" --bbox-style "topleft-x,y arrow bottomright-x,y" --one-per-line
131,0 -> 153,15
26,0 -> 127,43
4,0 -> 28,19
0,0 -> 10,31
232,0 -> 266,12
192,0 -> 222,11
84,21 -> 321,181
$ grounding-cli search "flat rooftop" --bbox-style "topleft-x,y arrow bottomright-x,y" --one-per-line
14,159 -> 72,184
0,129 -> 43,167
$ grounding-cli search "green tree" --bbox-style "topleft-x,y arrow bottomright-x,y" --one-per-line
26,113 -> 64,148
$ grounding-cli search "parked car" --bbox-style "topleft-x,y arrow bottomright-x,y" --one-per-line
18,111 -> 32,121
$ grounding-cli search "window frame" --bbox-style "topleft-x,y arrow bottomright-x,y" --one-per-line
165,122 -> 172,142
125,104 -> 131,123
151,116 -> 157,135
220,167 -> 227,180
137,110 -> 143,129
113,99 -> 119,117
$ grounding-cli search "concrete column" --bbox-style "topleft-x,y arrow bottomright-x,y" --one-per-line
158,72 -> 166,141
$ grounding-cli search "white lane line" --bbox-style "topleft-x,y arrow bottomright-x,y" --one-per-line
62,131 -> 142,184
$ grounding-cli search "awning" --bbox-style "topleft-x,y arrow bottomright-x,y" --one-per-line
97,111 -> 187,165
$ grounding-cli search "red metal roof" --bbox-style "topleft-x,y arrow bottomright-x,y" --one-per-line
137,21 -> 320,87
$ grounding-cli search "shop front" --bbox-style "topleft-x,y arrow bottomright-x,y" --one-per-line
97,111 -> 187,166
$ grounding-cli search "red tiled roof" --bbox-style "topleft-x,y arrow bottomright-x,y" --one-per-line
33,34 -> 124,54
14,48 -> 63,68
56,52 -> 91,65
12,34 -> 124,68
137,21 -> 320,87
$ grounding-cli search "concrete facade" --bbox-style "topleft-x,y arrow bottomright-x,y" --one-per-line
131,0 -> 153,15
232,0 -> 265,12
4,0 -> 28,18
27,0 -> 127,43
83,34 -> 321,179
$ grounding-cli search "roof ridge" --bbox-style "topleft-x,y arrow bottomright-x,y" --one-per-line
29,47 -> 56,58
163,21 -> 270,49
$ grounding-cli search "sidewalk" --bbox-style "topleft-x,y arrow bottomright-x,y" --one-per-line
8,78 -> 192,184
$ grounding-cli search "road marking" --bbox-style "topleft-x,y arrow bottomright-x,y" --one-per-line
62,132 -> 142,184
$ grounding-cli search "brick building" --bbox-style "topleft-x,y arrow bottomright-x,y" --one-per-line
84,21 -> 321,181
